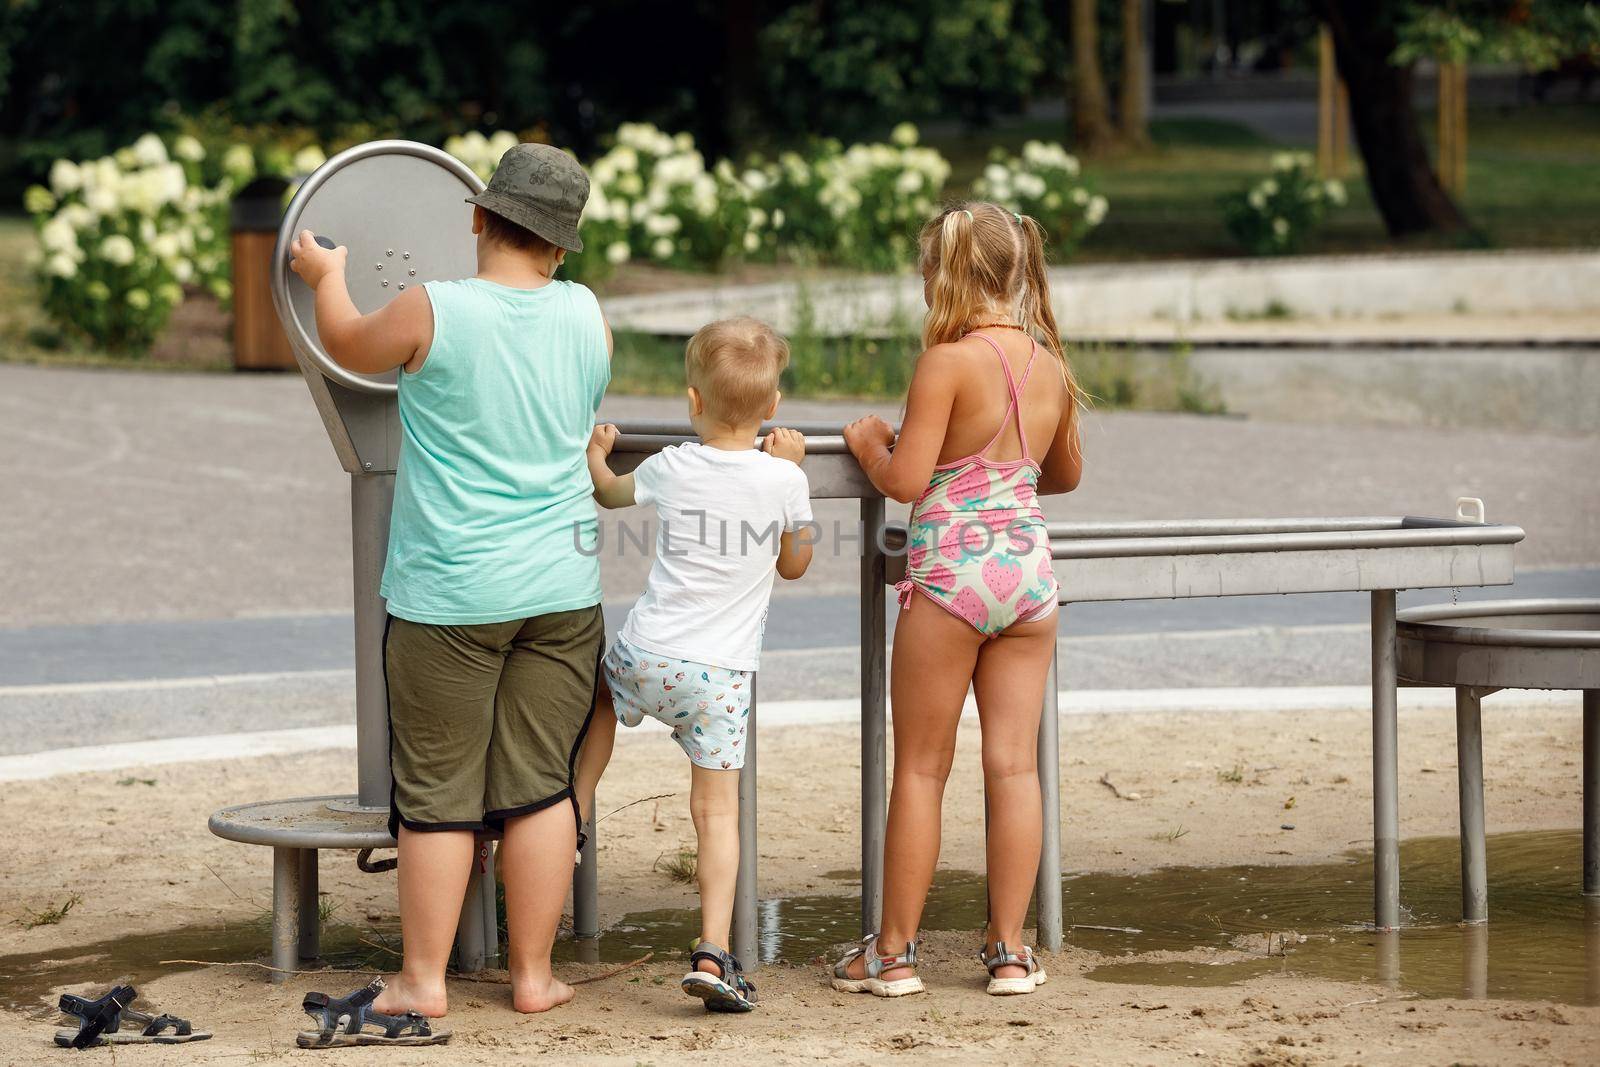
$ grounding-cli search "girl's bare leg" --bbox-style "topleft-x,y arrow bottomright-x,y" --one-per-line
972,610 -> 1056,979
573,692 -> 617,824
844,593 -> 983,981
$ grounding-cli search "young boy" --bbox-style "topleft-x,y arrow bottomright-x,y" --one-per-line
288,143 -> 609,1021
579,316 -> 814,1012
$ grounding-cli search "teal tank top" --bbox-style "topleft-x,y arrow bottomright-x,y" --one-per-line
380,277 -> 609,625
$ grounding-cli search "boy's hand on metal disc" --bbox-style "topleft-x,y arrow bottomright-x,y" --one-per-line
288,229 -> 347,289
589,423 -> 619,456
763,427 -> 805,465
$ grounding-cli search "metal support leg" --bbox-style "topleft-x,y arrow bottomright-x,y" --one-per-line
1456,687 -> 1488,923
298,848 -> 321,961
733,681 -> 758,969
861,497 -> 888,937
455,839 -> 498,973
573,817 -> 599,939
1034,645 -> 1062,952
350,473 -> 396,810
271,847 -> 302,983
1372,589 -> 1401,930
1585,690 -> 1598,896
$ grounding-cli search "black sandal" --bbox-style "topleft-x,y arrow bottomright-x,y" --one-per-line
296,978 -> 451,1048
54,985 -> 212,1048
680,941 -> 757,1013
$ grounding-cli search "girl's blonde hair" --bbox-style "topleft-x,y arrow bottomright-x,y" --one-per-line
918,201 -> 1084,441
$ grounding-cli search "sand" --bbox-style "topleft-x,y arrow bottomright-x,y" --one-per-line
2,698 -> 1595,1064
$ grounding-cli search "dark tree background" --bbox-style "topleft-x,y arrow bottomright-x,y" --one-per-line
0,0 -> 1063,186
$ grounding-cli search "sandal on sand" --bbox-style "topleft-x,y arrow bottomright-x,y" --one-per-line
831,935 -> 924,998
980,941 -> 1047,996
55,985 -> 212,1048
296,978 -> 451,1048
680,941 -> 757,1013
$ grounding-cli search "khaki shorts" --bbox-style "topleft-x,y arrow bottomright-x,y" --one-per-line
384,604 -> 604,837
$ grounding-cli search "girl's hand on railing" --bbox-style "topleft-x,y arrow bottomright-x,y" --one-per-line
842,415 -> 895,458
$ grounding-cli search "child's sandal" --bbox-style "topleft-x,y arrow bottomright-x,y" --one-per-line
980,941 -> 1047,996
680,940 -> 757,1013
831,935 -> 924,998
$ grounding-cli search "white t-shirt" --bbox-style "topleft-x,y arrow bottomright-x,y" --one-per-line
619,443 -> 814,671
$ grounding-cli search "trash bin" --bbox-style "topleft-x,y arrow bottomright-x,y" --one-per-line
231,177 -> 295,370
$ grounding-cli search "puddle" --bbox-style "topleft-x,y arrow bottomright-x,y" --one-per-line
1073,830 -> 1600,1005
564,830 -> 1600,1005
0,918 -> 400,1014
4,831 -> 1594,1011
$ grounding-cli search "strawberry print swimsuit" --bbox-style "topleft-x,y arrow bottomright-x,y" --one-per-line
895,331 -> 1059,636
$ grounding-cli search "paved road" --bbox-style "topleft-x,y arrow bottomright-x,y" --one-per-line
3,363 -> 1596,754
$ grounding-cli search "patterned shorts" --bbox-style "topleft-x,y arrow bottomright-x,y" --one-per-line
601,636 -> 751,770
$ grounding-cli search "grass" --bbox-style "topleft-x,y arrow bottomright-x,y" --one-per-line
654,845 -> 698,885
1217,763 -> 1246,784
926,103 -> 1600,260
14,894 -> 81,930
1150,825 -> 1190,844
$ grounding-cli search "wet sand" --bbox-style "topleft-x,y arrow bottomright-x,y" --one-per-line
2,695 -> 1596,1063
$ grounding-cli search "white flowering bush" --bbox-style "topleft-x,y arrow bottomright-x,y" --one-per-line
816,123 -> 950,271
25,135 -> 223,351
443,130 -> 521,182
973,141 -> 1107,258
1222,152 -> 1348,256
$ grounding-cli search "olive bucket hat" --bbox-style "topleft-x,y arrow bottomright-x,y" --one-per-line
466,143 -> 589,252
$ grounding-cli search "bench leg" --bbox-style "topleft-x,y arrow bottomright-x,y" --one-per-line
271,846 -> 302,983
733,683 -> 758,969
1034,645 -> 1062,952
1585,690 -> 1598,897
1456,687 -> 1488,922
298,848 -> 321,961
1372,590 -> 1401,931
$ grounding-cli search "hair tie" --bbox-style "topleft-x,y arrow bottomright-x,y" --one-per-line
961,209 -> 973,221
1013,212 -> 1024,224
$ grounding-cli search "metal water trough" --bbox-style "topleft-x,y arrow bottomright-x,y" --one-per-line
876,507 -> 1523,944
1396,599 -> 1600,922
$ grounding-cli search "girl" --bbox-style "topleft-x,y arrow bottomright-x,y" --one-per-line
836,202 -> 1085,997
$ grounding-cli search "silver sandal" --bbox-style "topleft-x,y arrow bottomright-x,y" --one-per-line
831,935 -> 925,998
980,941 -> 1047,996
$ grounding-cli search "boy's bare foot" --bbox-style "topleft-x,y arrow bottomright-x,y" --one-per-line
512,975 -> 574,1013
372,973 -> 449,1017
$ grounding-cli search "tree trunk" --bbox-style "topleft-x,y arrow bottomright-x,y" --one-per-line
1119,0 -> 1150,145
1070,0 -> 1116,152
1313,0 -> 1468,236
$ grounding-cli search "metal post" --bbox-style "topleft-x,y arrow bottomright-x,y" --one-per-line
1585,690 -> 1598,896
860,497 -> 888,937
1456,687 -> 1488,922
573,816 -> 599,939
454,839 -> 498,972
271,847 -> 302,982
1584,896 -> 1600,1006
350,473 -> 395,810
1372,589 -> 1401,930
733,679 -> 758,969
298,849 -> 321,961
1035,645 -> 1062,951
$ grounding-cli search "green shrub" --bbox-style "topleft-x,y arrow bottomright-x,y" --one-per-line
1221,153 -> 1347,256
